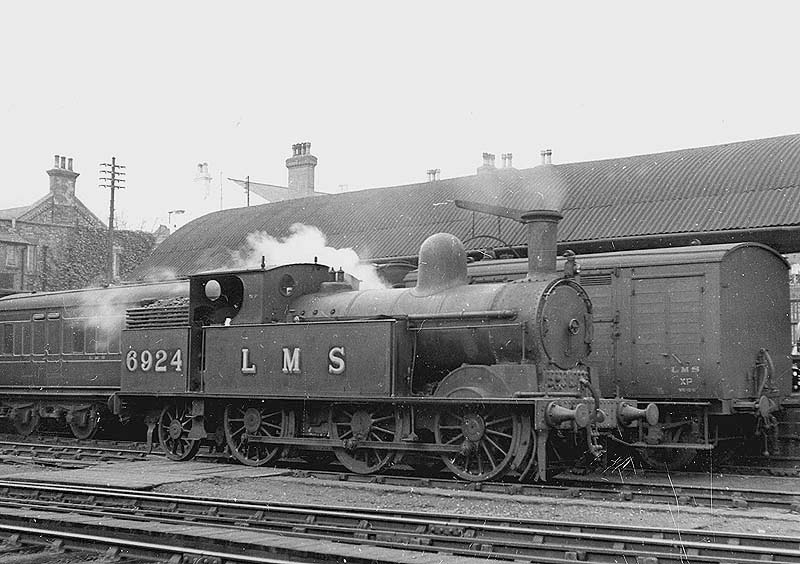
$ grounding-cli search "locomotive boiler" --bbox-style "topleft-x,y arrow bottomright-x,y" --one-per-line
117,210 -> 656,481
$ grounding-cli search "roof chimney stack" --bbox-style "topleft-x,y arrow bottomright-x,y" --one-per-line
501,153 -> 513,169
286,141 -> 318,196
477,152 -> 496,175
47,154 -> 79,202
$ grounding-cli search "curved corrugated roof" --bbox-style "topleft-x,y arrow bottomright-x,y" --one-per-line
133,134 -> 800,279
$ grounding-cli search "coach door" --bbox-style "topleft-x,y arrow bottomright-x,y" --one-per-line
630,274 -> 704,398
31,312 -> 63,385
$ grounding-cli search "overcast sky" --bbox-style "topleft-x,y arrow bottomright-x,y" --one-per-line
2,1 -> 799,231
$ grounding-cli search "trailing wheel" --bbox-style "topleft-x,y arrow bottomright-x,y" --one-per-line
11,405 -> 39,436
330,404 -> 398,474
435,405 -> 522,481
68,405 -> 102,440
158,403 -> 200,461
224,403 -> 290,466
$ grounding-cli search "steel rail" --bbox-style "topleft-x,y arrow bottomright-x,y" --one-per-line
0,434 -> 796,513
0,480 -> 796,563
292,468 -> 800,512
0,521 -> 390,564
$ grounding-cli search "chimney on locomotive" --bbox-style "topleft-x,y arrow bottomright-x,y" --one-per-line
520,209 -> 562,278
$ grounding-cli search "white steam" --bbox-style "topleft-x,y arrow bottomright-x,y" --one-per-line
233,223 -> 387,290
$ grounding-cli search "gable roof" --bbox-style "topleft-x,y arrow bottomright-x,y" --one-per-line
132,134 -> 800,280
15,192 -> 105,228
0,205 -> 33,220
228,177 -> 318,202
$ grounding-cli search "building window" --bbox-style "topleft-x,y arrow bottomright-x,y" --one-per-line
25,246 -> 36,272
5,247 -> 17,267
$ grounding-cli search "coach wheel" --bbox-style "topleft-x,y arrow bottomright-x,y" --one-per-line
224,404 -> 290,466
158,403 -> 200,461
12,406 -> 40,436
68,405 -> 102,440
330,404 -> 398,474
435,405 -> 522,481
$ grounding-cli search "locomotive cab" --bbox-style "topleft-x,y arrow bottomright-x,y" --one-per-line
190,263 -> 346,327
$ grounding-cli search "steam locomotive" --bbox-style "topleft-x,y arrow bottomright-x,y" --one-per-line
447,242 -> 794,468
114,210 -> 655,481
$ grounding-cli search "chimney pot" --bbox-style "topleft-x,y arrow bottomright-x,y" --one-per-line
67,157 -> 73,171
478,153 -> 497,174
60,156 -> 66,169
434,168 -> 440,181
506,153 -> 513,168
54,155 -> 60,167
545,149 -> 553,165
540,150 -> 547,165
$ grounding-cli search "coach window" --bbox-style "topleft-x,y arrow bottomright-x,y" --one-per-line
95,323 -> 108,354
68,321 -> 85,354
1,323 -> 12,355
13,323 -> 22,356
32,314 -> 45,355
22,322 -> 32,355
85,322 -> 97,354
107,324 -> 120,354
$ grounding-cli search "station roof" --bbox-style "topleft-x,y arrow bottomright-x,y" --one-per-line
132,133 -> 800,280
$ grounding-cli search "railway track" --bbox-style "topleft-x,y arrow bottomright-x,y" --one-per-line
1,436 -> 799,515
0,479 -> 798,563
287,468 -> 800,513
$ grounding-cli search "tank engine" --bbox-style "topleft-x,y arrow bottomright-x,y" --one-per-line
117,211 -> 655,481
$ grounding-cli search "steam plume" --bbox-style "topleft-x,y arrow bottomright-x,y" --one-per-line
233,223 -> 387,290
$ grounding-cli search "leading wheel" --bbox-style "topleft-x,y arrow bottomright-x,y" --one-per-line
224,403 -> 290,466
158,403 -> 200,461
68,405 -> 102,440
330,404 -> 398,474
435,405 -> 522,481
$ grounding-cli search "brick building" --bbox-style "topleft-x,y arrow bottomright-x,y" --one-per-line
0,155 -> 157,296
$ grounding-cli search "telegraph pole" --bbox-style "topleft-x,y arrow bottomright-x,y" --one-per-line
99,157 -> 126,283
245,175 -> 250,207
